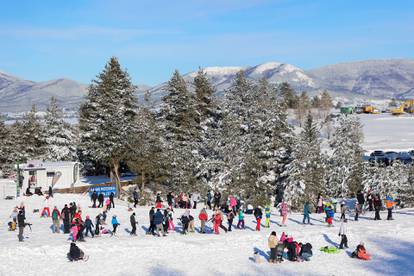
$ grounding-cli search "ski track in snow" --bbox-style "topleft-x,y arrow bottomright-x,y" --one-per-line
0,194 -> 413,276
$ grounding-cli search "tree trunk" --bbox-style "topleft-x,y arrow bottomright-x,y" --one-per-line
111,159 -> 121,198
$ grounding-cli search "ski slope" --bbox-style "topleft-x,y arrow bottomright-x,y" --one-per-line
0,194 -> 413,276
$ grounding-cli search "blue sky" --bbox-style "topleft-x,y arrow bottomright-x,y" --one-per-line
1,0 -> 413,85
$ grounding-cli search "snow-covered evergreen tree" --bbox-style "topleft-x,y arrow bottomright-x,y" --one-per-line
159,70 -> 201,191
284,113 -> 326,209
79,57 -> 138,195
328,115 -> 364,197
20,105 -> 47,161
44,97 -> 77,161
399,164 -> 414,207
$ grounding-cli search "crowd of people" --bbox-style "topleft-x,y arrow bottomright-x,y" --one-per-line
7,188 -> 394,263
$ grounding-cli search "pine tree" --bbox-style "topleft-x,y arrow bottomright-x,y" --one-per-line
328,115 -> 364,197
399,165 -> 414,207
44,97 -> 77,161
0,115 -> 9,176
279,82 -> 298,108
284,113 -> 326,209
79,57 -> 138,196
20,105 -> 47,160
159,70 -> 201,191
295,91 -> 311,126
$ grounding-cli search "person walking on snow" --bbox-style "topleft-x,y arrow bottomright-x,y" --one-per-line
153,209 -> 165,237
111,215 -> 120,236
199,208 -> 208,233
61,204 -> 71,234
280,201 -> 288,226
133,190 -> 139,208
338,219 -> 348,249
373,195 -> 382,220
268,231 -> 278,263
237,209 -> 245,229
84,216 -> 94,237
355,202 -> 362,221
98,193 -> 104,208
303,201 -> 311,224
317,193 -> 323,214
227,207 -> 235,231
254,206 -> 263,231
130,213 -> 137,235
109,192 -> 115,208
340,203 -> 347,220
385,194 -> 395,220
264,206 -> 271,228
91,191 -> 98,208
229,195 -> 237,212
17,210 -> 26,242
167,208 -> 175,231
51,206 -> 61,233
147,207 -> 156,235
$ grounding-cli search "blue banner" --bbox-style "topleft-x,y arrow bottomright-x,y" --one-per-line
89,185 -> 117,198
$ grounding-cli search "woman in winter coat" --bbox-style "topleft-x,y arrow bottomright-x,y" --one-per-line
268,231 -> 278,263
198,208 -> 208,233
237,209 -> 245,229
280,201 -> 288,226
111,215 -> 120,235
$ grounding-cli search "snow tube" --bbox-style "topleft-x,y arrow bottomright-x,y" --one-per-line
319,246 -> 340,254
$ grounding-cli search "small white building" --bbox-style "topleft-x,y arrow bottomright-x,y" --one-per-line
18,160 -> 80,193
0,179 -> 17,199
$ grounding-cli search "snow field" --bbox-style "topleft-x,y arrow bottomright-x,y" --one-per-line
0,194 -> 413,276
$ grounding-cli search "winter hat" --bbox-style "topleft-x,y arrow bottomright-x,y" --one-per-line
132,213 -> 136,215
86,216 -> 90,219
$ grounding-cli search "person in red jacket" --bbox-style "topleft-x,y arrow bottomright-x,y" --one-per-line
199,208 -> 208,233
352,242 -> 371,260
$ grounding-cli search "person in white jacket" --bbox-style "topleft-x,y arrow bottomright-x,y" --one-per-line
338,219 -> 348,249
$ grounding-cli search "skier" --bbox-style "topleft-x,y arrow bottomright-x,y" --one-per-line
61,204 -> 71,234
373,195 -> 382,220
82,216 -> 93,237
91,191 -> 98,208
303,201 -> 311,224
98,193 -> 104,208
153,209 -> 165,237
264,205 -> 271,228
199,208 -> 208,233
280,201 -> 288,226
226,207 -> 235,231
67,243 -> 85,262
253,206 -> 263,231
338,219 -> 348,249
237,209 -> 245,229
133,189 -> 140,208
109,192 -> 115,208
51,206 -> 61,233
17,210 -> 26,242
111,215 -> 120,236
385,194 -> 395,220
268,231 -> 278,263
130,212 -> 137,235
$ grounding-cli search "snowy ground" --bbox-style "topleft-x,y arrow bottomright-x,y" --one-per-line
359,113 -> 414,152
1,194 -> 413,276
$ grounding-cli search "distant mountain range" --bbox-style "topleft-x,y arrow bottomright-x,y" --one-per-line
1,59 -> 414,113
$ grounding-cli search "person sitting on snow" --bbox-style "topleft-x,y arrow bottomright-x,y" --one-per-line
352,242 -> 371,260
67,242 -> 85,261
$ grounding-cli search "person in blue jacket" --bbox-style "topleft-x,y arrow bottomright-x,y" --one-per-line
303,201 -> 311,224
111,215 -> 120,235
153,209 -> 166,237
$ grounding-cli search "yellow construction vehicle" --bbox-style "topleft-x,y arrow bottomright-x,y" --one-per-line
363,105 -> 379,114
391,99 -> 414,115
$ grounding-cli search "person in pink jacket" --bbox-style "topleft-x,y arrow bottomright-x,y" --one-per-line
280,201 -> 288,226
229,196 -> 237,212
70,224 -> 79,242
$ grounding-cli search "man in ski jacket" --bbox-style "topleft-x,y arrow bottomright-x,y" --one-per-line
148,207 -> 155,235
303,202 -> 311,224
61,204 -> 71,234
51,206 -> 61,233
373,195 -> 382,220
109,192 -> 115,208
153,209 -> 165,236
98,193 -> 104,208
91,191 -> 98,208
17,210 -> 26,242
130,213 -> 137,235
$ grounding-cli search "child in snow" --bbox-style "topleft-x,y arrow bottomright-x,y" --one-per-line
265,206 -> 271,228
276,242 -> 285,263
198,208 -> 208,233
106,198 -> 112,211
268,231 -> 278,263
325,204 -> 334,227
67,242 -> 85,262
354,202 -> 361,221
280,201 -> 288,226
84,215 -> 94,237
299,242 -> 313,261
70,224 -> 78,242
237,209 -> 245,229
338,219 -> 348,249
111,215 -> 120,235
303,202 -> 310,224
227,207 -> 235,231
352,242 -> 371,260
253,206 -> 262,231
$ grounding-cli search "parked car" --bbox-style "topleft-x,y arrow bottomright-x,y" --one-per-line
397,152 -> 413,164
369,150 -> 389,166
385,151 -> 399,163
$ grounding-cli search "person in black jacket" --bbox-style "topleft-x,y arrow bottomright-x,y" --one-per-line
167,192 -> 174,209
130,213 -> 137,235
94,214 -> 101,236
373,195 -> 382,220
254,206 -> 263,231
84,216 -> 94,237
147,207 -> 155,235
67,243 -> 85,261
213,192 -> 221,209
109,192 -> 115,208
91,191 -> 98,208
133,190 -> 139,208
61,204 -> 71,234
98,193 -> 104,208
357,191 -> 365,207
299,242 -> 313,261
17,210 -> 26,242
48,186 -> 53,198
